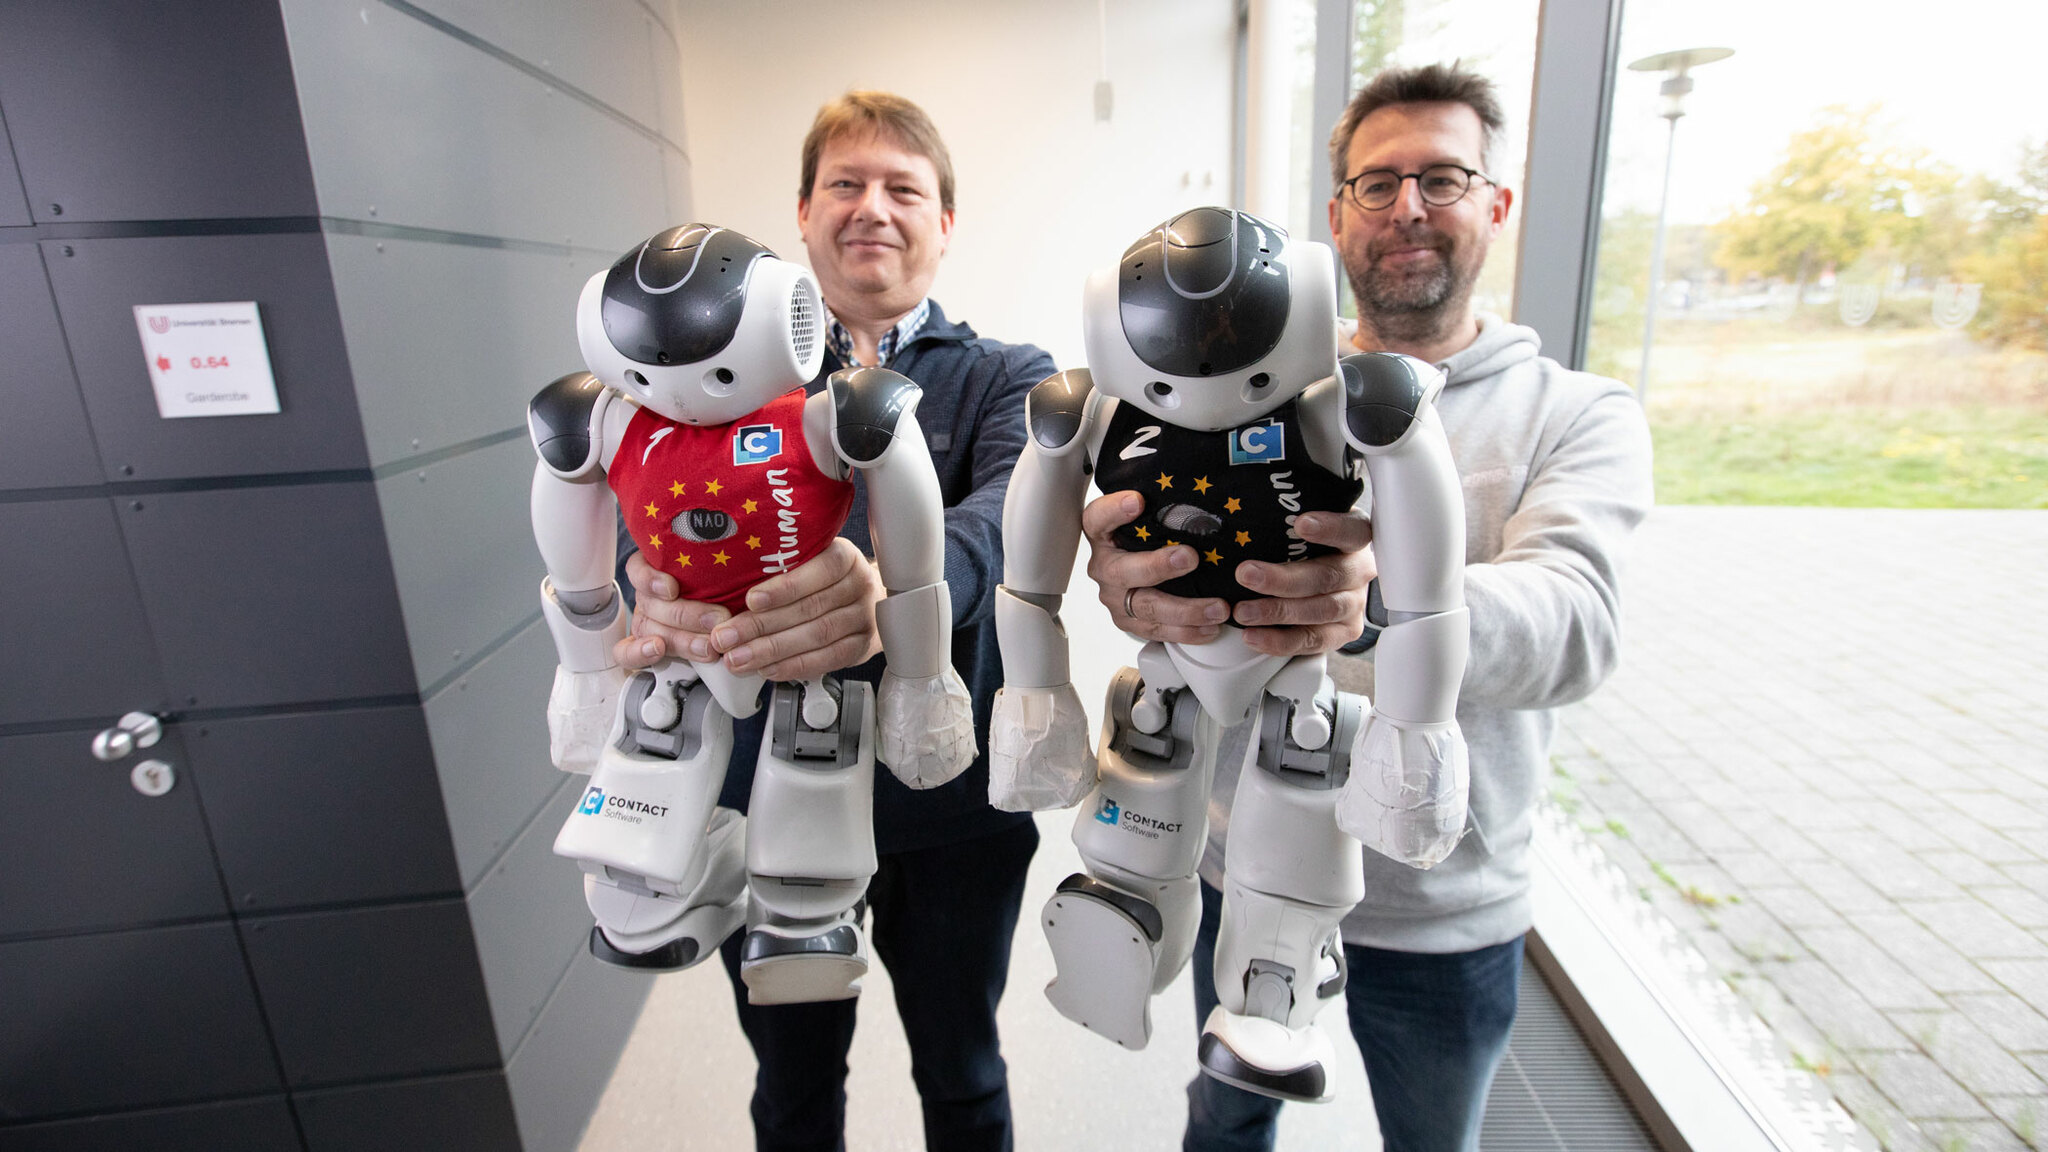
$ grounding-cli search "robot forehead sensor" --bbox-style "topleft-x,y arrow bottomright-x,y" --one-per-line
601,224 -> 775,367
1117,207 -> 1291,378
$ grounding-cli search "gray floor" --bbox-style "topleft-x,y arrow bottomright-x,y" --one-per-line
1556,506 -> 2048,1152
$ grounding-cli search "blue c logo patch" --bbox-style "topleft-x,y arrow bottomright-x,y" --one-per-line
734,424 -> 783,465
1228,421 -> 1285,465
579,786 -> 605,815
1094,797 -> 1121,825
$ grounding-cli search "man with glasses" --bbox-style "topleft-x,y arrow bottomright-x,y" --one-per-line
1083,62 -> 1653,1152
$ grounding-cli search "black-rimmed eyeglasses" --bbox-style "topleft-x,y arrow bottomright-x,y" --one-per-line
1339,165 -> 1493,211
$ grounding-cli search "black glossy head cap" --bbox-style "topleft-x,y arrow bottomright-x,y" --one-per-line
1117,208 -> 1291,378
600,224 -> 774,367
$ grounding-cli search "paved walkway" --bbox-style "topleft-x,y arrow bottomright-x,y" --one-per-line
1553,506 -> 2048,1152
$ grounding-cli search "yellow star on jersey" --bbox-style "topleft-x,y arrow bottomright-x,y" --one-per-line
705,479 -> 724,496
712,550 -> 731,566
677,554 -> 692,568
1224,497 -> 1242,514
1193,477 -> 1213,494
1205,548 -> 1224,565
643,501 -> 660,519
1155,473 -> 1173,490
746,535 -> 762,549
1235,530 -> 1251,546
1166,540 -> 1181,550
668,480 -> 686,497
647,534 -> 662,550
1134,526 -> 1151,541
742,498 -> 758,514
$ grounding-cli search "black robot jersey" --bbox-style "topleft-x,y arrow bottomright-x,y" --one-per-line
1092,396 -> 1364,605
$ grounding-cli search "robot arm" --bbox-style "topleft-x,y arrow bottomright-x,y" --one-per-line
988,369 -> 1101,810
813,366 -> 975,789
1328,352 -> 1470,867
530,371 -> 634,772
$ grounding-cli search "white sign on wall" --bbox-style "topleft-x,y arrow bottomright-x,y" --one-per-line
131,301 -> 282,419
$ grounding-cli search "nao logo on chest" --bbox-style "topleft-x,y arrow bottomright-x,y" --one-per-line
1228,420 -> 1285,466
734,424 -> 784,465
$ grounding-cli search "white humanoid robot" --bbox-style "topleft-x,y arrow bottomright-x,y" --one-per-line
528,223 -> 974,1004
991,207 -> 1470,1100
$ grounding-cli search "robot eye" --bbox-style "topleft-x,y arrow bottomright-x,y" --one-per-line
625,370 -> 651,393
672,508 -> 736,543
1144,381 -> 1181,410
1241,372 -> 1274,403
1156,503 -> 1222,537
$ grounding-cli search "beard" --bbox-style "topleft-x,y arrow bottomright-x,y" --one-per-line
1344,223 -> 1480,346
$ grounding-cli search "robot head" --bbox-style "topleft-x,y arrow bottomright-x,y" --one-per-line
1082,207 -> 1338,431
577,223 -> 825,425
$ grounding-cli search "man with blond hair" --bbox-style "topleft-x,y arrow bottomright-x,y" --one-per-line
619,91 -> 1052,1151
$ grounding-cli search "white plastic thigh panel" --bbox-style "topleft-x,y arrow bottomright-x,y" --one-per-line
746,686 -> 879,881
1224,740 -> 1365,910
1072,703 -> 1218,882
1369,607 -> 1469,725
554,720 -> 735,889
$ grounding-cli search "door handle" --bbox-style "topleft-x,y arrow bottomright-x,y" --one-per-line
91,711 -> 164,762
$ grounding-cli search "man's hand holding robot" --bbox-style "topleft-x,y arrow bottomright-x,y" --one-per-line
991,208 -> 1471,1103
529,223 -> 973,1004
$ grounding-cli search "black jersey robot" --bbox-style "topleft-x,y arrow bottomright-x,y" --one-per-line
991,208 -> 1470,1101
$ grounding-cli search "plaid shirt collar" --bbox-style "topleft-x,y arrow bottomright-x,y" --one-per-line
824,297 -> 932,368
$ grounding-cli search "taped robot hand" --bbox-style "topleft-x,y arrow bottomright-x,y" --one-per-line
877,666 -> 977,789
546,664 -> 627,774
1335,711 -> 1470,868
987,683 -> 1095,812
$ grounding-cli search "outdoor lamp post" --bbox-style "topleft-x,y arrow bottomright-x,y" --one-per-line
1627,46 -> 1733,406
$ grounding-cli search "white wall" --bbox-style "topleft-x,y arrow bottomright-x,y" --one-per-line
671,0 -> 1238,370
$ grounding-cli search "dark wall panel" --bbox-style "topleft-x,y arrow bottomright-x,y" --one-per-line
0,498 -> 165,728
0,0 -> 317,223
0,104 -> 30,226
120,483 -> 416,711
0,726 -> 226,939
191,706 -> 461,911
41,234 -> 368,483
297,1070 -> 519,1152
0,1096 -> 301,1152
243,900 -> 499,1088
0,242 -> 99,490
0,924 -> 280,1120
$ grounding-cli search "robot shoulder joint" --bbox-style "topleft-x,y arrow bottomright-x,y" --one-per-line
529,371 -> 611,478
1024,368 -> 1095,457
828,365 -> 922,464
1339,352 -> 1443,450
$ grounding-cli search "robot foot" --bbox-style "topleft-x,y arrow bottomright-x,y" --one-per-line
1197,1006 -> 1337,1103
585,884 -> 746,973
1042,874 -> 1164,1049
739,910 -> 869,1005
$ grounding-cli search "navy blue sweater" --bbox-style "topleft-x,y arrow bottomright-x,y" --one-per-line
622,301 -> 1052,854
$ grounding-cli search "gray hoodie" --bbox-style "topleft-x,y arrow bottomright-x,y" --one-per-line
1200,313 -> 1655,953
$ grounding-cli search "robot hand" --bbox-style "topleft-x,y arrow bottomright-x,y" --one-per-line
877,666 -> 977,789
988,683 -> 1095,811
1335,710 -> 1469,868
546,664 -> 627,773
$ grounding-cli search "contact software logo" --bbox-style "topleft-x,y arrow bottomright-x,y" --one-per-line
1094,796 -> 1121,825
579,786 -> 605,815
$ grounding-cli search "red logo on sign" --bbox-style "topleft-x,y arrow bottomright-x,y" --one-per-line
148,316 -> 170,334
156,355 -> 171,372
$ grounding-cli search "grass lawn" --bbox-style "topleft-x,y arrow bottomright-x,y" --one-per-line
1620,315 -> 2048,508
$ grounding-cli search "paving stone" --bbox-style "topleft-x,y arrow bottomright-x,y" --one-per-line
1948,994 -> 2048,1053
1745,815 -> 1834,862
1847,912 -> 2003,995
1806,861 -> 1907,916
1947,791 -> 2048,832
1916,1013 -> 2048,1098
1775,958 -> 1917,1052
1982,960 -> 2048,1009
1915,851 -> 2013,889
1984,1098 -> 2047,1152
1767,887 -> 1855,931
1853,1052 -> 1990,1121
1996,861 -> 2048,893
1909,903 -> 2048,961
1794,927 -> 1948,1010
1913,1119 -> 2035,1152
1828,1068 -> 1945,1152
1975,886 -> 2048,933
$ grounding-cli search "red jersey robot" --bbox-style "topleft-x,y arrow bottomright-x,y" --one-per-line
529,224 -> 972,1003
991,208 -> 1470,1100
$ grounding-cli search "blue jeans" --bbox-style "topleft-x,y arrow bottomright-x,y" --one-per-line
1183,880 -> 1522,1152
717,818 -> 1038,1152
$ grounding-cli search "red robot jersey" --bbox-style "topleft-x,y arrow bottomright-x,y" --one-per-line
608,389 -> 855,613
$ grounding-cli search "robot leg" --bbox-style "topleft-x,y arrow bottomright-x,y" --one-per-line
739,677 -> 878,1005
1199,671 -> 1368,1103
1043,646 -> 1218,1049
555,659 -> 747,971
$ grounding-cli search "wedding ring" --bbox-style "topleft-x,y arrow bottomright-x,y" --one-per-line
1124,588 -> 1138,618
